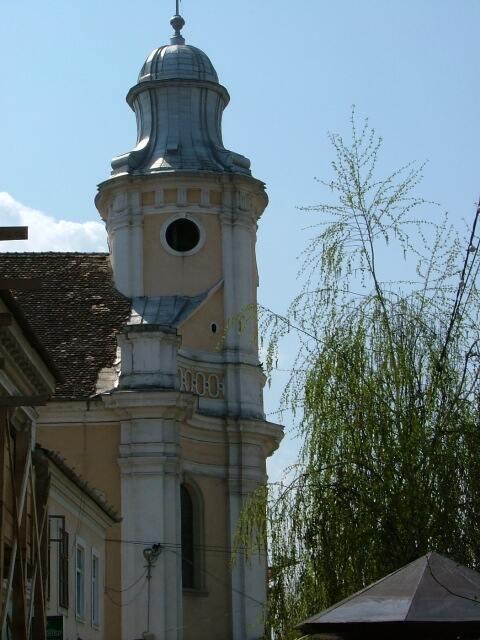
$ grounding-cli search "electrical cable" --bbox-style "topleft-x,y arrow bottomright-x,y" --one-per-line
105,538 -> 264,556
105,578 -> 147,608
104,540 -> 266,610
105,569 -> 147,593
166,546 -> 266,608
426,556 -> 480,606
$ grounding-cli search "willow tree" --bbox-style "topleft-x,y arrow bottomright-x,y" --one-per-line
236,114 -> 480,639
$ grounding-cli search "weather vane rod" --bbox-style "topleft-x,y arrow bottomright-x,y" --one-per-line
170,0 -> 185,45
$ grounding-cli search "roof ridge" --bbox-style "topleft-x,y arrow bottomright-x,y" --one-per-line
404,554 -> 430,620
0,251 -> 109,256
299,555 -> 428,627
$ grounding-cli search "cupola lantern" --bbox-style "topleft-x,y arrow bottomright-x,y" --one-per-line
109,9 -> 251,176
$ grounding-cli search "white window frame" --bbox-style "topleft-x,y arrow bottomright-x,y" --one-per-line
75,537 -> 86,621
91,548 -> 101,629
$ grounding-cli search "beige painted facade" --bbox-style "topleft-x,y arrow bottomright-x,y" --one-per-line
46,452 -> 117,640
36,147 -> 282,640
38,399 -> 278,640
33,157 -> 283,640
37,394 -> 279,640
37,403 -> 122,640
143,209 -> 223,297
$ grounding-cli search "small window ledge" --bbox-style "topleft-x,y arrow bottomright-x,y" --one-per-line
183,588 -> 209,598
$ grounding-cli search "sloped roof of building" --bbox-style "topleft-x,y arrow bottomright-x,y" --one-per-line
0,253 -> 131,400
0,289 -> 61,382
36,446 -> 120,522
298,552 -> 480,636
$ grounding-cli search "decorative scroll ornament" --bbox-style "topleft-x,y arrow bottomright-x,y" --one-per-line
178,366 -> 224,399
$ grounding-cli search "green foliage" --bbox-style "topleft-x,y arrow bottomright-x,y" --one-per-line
236,111 -> 480,638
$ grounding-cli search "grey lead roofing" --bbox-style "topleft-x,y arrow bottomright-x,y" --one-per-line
110,39 -> 252,176
297,552 -> 480,634
0,253 -> 131,400
138,44 -> 219,83
129,292 -> 208,327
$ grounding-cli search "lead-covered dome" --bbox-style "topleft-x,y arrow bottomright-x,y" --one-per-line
139,44 -> 219,84
109,10 -> 252,177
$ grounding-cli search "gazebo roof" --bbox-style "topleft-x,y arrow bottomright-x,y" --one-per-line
298,552 -> 480,637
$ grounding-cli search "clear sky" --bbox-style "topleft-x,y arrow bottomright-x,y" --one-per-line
1,0 -> 479,477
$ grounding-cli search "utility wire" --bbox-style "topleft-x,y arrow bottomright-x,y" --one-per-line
105,538 -> 264,556
105,569 -> 147,594
105,578 -> 147,608
426,556 -> 480,606
104,541 -> 266,610
166,546 -> 266,608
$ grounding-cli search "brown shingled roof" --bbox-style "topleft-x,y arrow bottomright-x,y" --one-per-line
0,253 -> 131,399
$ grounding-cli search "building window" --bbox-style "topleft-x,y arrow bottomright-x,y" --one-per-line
75,541 -> 86,620
181,485 -> 195,589
58,525 -> 69,609
161,215 -> 205,256
91,551 -> 100,628
181,482 -> 205,591
166,218 -> 200,253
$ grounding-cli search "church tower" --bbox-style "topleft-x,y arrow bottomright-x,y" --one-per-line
95,8 -> 283,640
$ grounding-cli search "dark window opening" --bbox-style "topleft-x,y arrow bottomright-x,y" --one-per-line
166,218 -> 200,253
59,526 -> 69,609
211,323 -> 217,334
181,485 -> 195,589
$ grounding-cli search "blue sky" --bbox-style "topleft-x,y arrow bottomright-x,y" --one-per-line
1,0 -> 479,477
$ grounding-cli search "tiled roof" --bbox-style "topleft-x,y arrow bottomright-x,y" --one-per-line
0,253 -> 131,399
0,289 -> 61,381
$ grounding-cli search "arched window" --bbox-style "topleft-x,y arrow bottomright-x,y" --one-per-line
181,485 -> 195,589
180,481 -> 205,591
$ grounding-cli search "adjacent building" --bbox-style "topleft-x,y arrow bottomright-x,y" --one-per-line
0,282 -> 118,640
0,289 -> 57,640
40,447 -> 119,640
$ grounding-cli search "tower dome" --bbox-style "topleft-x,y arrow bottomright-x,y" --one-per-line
109,9 -> 251,176
139,44 -> 219,84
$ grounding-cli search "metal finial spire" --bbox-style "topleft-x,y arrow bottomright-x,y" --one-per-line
170,0 -> 185,45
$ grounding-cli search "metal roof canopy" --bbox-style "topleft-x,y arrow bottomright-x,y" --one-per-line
298,552 -> 480,639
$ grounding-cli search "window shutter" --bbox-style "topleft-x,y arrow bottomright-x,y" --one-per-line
59,529 -> 69,609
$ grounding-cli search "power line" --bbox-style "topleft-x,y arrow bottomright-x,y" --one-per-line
105,578 -> 147,608
105,569 -> 147,594
166,546 -> 266,608
426,556 -> 480,607
105,538 -> 264,556
104,541 -> 266,610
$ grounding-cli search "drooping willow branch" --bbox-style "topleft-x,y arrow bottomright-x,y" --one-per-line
234,111 -> 480,640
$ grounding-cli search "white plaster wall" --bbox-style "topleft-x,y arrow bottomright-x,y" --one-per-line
47,468 -> 113,640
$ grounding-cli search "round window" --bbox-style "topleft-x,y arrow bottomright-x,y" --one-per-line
165,218 -> 200,253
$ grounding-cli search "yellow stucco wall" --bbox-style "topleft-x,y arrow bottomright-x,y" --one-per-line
181,431 -> 231,639
180,288 -> 225,352
182,474 -> 231,640
143,212 -> 223,296
38,415 -> 236,640
37,421 -> 122,640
